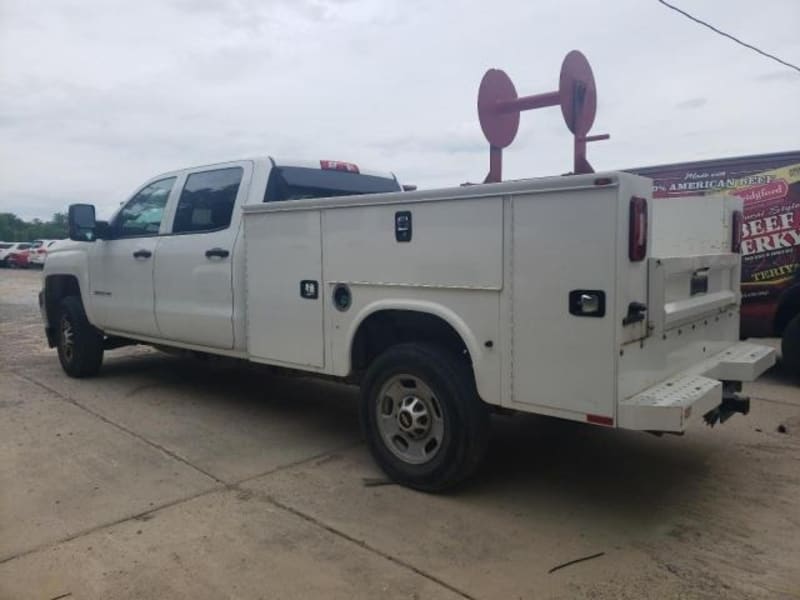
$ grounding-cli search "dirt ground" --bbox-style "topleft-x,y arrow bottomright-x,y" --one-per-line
1,268 -> 799,599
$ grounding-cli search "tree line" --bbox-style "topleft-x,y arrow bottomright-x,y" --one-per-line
0,212 -> 68,242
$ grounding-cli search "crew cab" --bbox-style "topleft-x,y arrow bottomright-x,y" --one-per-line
40,158 -> 775,490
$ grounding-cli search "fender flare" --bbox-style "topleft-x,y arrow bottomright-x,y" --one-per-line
344,299 -> 483,374
43,249 -> 94,326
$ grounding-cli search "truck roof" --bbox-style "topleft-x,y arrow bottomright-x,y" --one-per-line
148,156 -> 398,183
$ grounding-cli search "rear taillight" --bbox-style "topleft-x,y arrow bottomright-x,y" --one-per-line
629,196 -> 648,262
320,160 -> 359,173
732,210 -> 743,253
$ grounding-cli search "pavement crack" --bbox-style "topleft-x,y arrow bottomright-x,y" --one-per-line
11,371 -> 225,485
0,487 -> 219,566
233,440 -> 364,486
260,494 -> 478,600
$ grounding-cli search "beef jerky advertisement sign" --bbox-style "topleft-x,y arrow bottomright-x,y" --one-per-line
631,154 -> 800,337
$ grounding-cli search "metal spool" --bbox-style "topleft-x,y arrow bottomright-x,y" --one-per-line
477,50 -> 609,182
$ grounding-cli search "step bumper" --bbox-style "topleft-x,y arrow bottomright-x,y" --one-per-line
618,342 -> 775,432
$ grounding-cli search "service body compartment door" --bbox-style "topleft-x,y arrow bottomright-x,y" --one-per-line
244,210 -> 324,368
510,186 -> 619,419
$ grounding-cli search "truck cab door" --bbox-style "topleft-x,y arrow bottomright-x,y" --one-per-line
153,162 -> 252,349
89,177 -> 177,337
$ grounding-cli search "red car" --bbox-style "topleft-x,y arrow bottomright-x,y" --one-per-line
6,248 -> 31,268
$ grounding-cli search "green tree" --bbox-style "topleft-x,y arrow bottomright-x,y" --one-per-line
0,212 -> 68,242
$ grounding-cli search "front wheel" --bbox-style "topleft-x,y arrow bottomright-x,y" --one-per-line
360,343 -> 489,492
57,296 -> 104,378
782,313 -> 800,377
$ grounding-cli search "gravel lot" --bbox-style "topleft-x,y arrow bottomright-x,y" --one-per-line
1,268 -> 799,599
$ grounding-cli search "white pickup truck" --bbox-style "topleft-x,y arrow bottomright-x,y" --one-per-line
41,156 -> 775,490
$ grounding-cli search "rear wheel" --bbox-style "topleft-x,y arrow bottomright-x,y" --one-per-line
57,296 -> 104,378
781,313 -> 800,377
360,343 -> 489,492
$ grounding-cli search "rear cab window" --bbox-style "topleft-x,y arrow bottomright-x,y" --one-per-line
265,166 -> 400,202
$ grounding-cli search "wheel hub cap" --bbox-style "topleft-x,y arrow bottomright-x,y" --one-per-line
396,396 -> 430,438
376,375 -> 445,465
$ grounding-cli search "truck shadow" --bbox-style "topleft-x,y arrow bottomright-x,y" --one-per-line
93,350 -> 362,453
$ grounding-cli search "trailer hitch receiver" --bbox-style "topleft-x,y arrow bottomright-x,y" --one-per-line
704,382 -> 750,427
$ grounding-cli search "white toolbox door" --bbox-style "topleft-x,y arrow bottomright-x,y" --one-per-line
510,189 -> 618,418
245,210 -> 324,368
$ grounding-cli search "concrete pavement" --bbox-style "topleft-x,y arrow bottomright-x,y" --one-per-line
1,268 -> 799,599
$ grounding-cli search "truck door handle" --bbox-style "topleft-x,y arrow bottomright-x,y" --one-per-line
132,249 -> 152,259
205,247 -> 229,259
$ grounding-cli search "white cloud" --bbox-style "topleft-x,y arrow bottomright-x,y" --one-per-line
1,0 -> 799,219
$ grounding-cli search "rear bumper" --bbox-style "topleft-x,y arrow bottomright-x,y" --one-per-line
618,342 -> 775,432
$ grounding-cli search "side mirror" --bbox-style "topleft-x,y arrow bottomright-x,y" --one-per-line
68,204 -> 98,241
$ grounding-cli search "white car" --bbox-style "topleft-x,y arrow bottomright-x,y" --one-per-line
0,242 -> 33,267
28,239 -> 63,267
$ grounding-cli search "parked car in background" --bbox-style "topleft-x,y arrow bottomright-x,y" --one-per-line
6,247 -> 32,268
0,242 -> 32,267
28,239 -> 63,267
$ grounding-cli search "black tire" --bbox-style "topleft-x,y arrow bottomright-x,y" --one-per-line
57,295 -> 104,378
781,313 -> 800,377
360,342 -> 490,492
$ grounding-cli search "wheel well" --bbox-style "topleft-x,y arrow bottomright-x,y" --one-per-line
350,310 -> 472,377
44,275 -> 81,346
774,285 -> 800,335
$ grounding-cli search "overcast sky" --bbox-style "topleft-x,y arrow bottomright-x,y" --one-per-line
1,0 -> 799,220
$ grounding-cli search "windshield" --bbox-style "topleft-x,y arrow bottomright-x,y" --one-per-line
265,166 -> 400,202
0,243 -> 12,249
17,243 -> 31,250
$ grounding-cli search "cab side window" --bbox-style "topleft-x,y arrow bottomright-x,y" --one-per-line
114,177 -> 176,238
172,167 -> 243,234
